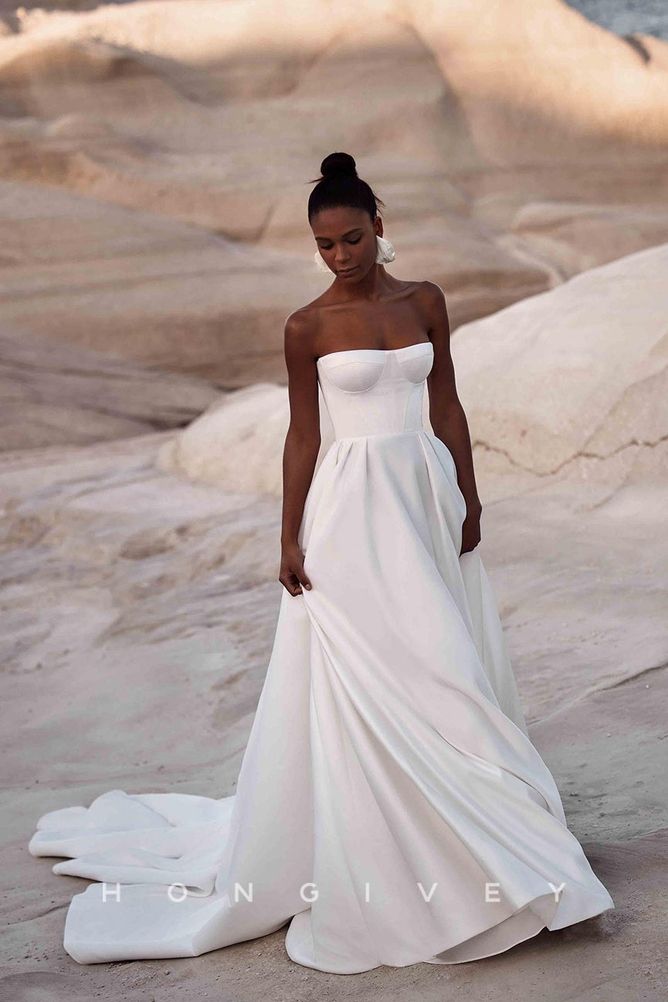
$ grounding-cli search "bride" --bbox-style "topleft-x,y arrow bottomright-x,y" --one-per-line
29,151 -> 614,975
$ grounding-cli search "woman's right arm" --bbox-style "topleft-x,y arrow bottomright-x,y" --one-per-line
279,311 -> 321,596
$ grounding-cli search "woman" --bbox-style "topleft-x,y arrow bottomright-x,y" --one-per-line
29,152 -> 614,975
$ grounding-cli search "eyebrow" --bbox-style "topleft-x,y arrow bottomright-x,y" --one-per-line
315,228 -> 363,241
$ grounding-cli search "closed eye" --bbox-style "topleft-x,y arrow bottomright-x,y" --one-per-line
319,237 -> 362,249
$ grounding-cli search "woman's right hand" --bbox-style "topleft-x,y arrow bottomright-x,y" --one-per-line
279,541 -> 312,596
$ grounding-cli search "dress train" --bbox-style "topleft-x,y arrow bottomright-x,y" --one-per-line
29,341 -> 614,973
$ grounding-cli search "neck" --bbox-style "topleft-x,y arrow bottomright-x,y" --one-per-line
333,264 -> 393,302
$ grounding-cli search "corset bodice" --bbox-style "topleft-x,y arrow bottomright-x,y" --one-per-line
316,341 -> 434,440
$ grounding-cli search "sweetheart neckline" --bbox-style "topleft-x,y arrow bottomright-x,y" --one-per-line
317,340 -> 433,364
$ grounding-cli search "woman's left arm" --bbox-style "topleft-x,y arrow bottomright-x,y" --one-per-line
418,281 -> 482,553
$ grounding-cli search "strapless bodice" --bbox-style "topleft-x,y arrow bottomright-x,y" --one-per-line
316,341 -> 433,441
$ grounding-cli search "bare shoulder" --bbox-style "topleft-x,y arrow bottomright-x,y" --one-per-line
413,280 -> 447,311
410,280 -> 449,332
283,305 -> 319,365
284,283 -> 337,349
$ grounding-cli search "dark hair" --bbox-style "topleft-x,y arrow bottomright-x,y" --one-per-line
307,152 -> 385,224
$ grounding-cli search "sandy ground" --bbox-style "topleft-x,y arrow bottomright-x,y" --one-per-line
2,431 -> 666,999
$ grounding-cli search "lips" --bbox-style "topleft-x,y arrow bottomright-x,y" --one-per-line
339,267 -> 358,275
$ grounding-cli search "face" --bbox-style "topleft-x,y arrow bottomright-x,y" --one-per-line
311,206 -> 381,280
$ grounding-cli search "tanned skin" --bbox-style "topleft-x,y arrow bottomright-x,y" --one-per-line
279,205 -> 482,597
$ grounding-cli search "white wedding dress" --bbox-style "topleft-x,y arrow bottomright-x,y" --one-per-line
29,340 -> 614,974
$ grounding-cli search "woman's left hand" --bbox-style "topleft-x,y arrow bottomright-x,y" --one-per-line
460,500 -> 482,555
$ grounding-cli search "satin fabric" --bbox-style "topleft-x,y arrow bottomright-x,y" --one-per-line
29,341 -> 614,973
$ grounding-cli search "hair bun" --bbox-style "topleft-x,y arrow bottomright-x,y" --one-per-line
320,152 -> 357,180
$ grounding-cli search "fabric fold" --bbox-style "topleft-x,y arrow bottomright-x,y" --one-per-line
28,343 -> 613,972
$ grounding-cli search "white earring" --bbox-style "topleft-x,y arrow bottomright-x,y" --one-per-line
375,234 -> 396,264
313,234 -> 397,272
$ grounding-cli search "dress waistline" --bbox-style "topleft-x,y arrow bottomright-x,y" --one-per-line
333,429 -> 428,444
